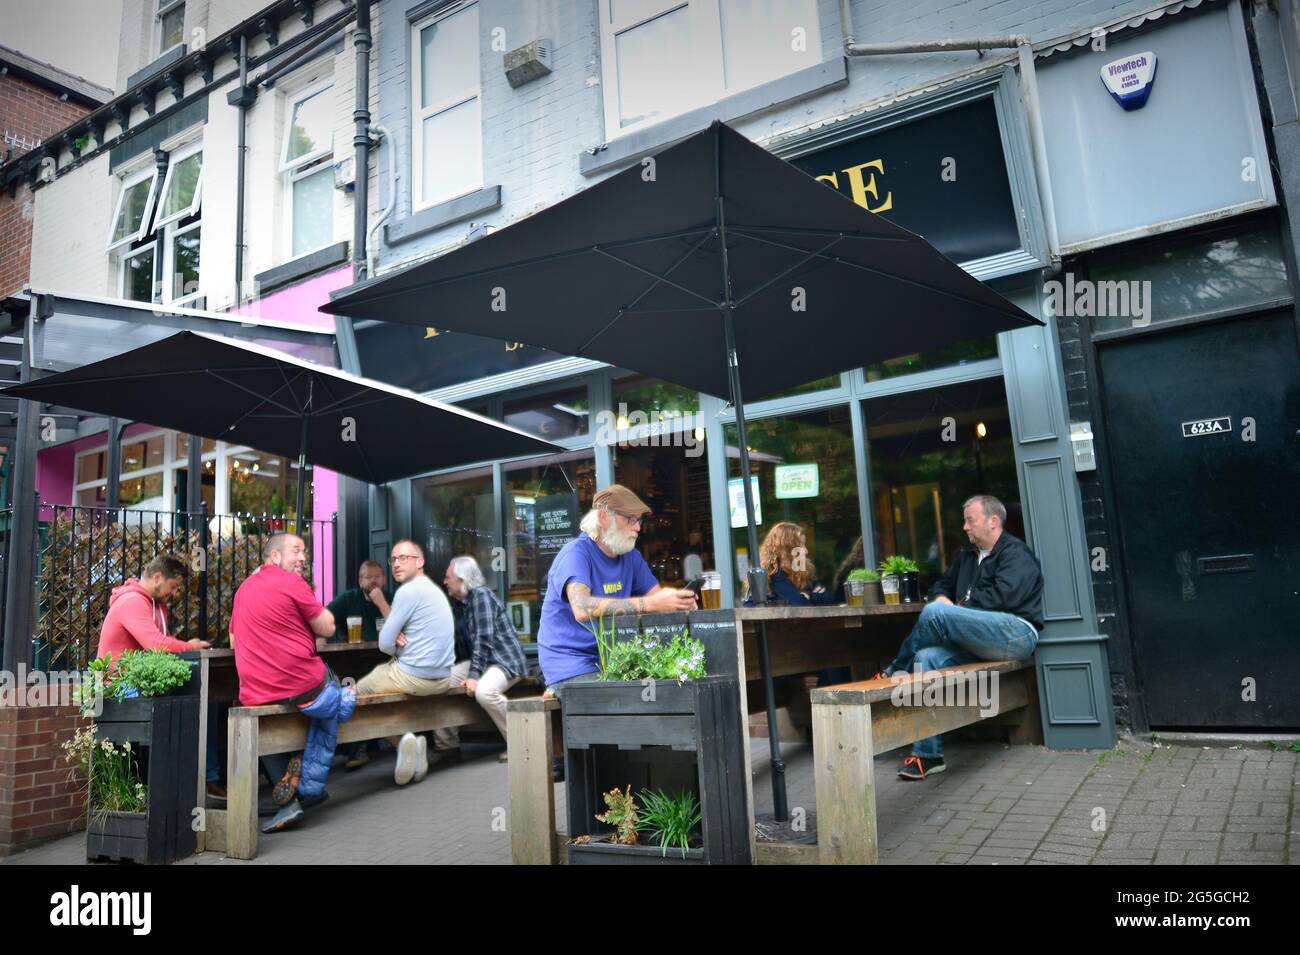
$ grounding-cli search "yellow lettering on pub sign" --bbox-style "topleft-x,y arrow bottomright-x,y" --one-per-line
603,582 -> 624,595
814,159 -> 893,214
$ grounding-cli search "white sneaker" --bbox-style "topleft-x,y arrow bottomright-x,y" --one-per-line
412,735 -> 429,783
394,732 -> 419,786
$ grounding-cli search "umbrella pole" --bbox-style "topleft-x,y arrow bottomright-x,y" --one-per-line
724,308 -> 789,822
293,381 -> 314,537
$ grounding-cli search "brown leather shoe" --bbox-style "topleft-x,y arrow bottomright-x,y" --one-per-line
206,781 -> 228,802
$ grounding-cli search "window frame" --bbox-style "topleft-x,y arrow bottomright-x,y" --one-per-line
280,79 -> 337,260
164,218 -> 203,307
118,240 -> 158,304
156,0 -> 187,58
106,166 -> 160,253
155,140 -> 204,230
410,1 -> 483,212
597,0 -> 820,139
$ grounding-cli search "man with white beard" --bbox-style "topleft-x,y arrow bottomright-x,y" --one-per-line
537,484 -> 697,700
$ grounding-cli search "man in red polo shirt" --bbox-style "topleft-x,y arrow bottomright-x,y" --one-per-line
230,533 -> 336,827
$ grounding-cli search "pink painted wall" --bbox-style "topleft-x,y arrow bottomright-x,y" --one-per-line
36,422 -> 164,520
233,265 -> 350,527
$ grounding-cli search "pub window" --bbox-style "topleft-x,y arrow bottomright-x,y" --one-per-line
411,1 -> 482,210
599,0 -> 821,135
107,166 -> 159,252
112,144 -> 203,305
157,0 -> 186,55
281,81 -> 336,258
724,405 -> 858,601
861,376 -> 1021,595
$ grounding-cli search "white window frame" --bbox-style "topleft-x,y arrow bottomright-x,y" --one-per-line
280,79 -> 337,260
155,140 -> 203,229
106,166 -> 159,252
410,1 -> 483,212
164,219 -> 203,307
74,429 -> 177,510
118,241 -> 158,303
156,0 -> 187,58
597,0 -> 820,138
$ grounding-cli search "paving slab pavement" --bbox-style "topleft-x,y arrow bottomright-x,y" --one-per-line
4,737 -> 1296,865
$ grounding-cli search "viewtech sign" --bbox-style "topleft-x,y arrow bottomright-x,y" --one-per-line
790,97 -> 1022,265
1101,51 -> 1157,110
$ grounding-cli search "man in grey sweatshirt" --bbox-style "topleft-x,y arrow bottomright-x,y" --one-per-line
355,539 -> 456,785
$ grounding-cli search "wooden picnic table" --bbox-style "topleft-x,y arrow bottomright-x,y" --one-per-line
185,641 -> 392,852
507,602 -> 923,864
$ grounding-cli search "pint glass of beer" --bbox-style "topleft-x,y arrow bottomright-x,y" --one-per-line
347,616 -> 363,644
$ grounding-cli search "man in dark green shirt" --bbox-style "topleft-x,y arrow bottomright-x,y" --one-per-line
326,560 -> 394,644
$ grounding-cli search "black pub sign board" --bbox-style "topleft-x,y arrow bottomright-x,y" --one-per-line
789,96 -> 1021,265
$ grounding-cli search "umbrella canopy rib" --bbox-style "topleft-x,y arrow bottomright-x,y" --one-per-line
590,245 -> 721,309
731,234 -> 844,309
730,230 -> 1033,322
577,231 -> 720,354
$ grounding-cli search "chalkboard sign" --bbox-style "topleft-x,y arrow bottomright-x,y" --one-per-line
534,492 -> 578,587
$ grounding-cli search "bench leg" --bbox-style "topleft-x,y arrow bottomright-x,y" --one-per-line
508,706 -> 556,865
812,701 -> 878,865
227,710 -> 259,861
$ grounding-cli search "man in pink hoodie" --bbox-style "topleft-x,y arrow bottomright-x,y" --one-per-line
96,553 -> 210,658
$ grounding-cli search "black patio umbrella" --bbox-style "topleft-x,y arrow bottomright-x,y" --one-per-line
323,120 -> 1043,817
3,330 -> 562,524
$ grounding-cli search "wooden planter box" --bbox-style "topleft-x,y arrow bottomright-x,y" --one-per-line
568,837 -> 706,865
89,695 -> 199,865
563,676 -> 750,865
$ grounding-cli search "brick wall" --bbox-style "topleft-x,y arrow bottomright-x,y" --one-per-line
0,70 -> 100,296
1054,309 -> 1138,734
0,72 -> 93,158
0,695 -> 89,856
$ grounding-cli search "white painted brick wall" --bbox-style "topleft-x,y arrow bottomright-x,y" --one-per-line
371,0 -> 1172,274
29,154 -> 118,296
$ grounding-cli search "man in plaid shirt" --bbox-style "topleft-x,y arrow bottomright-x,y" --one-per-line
438,555 -> 529,763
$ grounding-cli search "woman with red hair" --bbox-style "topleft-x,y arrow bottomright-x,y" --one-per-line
746,521 -> 835,606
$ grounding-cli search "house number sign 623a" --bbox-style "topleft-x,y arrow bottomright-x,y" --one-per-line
1181,416 -> 1232,438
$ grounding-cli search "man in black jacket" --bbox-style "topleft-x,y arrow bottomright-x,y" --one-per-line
881,495 -> 1044,781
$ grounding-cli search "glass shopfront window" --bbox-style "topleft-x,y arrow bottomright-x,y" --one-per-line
414,467 -> 497,590
862,376 -> 1021,595
612,373 -> 700,420
503,452 -> 596,642
613,428 -> 714,588
226,450 -> 308,520
502,386 -> 590,439
724,405 -> 859,601
862,338 -> 999,383
1086,223 -> 1289,334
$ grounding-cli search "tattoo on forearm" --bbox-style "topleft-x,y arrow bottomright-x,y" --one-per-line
568,582 -> 644,617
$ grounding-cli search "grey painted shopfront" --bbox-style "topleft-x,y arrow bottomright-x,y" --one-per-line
329,0 -> 1299,744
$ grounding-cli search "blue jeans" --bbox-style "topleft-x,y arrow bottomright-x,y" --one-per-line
887,601 -> 1038,760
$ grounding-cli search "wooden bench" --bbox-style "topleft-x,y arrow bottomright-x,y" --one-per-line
505,696 -> 562,865
222,691 -> 501,860
808,659 -> 1040,865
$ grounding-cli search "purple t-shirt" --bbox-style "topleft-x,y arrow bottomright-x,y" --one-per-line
537,534 -> 658,684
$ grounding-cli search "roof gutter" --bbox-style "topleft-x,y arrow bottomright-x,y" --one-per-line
835,0 -> 1060,261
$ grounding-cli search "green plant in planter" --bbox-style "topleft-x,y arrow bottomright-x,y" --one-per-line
878,555 -> 920,577
61,724 -> 147,823
588,615 -> 707,683
846,568 -> 880,582
116,648 -> 193,698
638,788 -> 702,858
594,786 -> 640,845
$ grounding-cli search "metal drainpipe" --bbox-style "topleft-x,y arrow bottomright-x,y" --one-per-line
366,124 -> 396,279
234,34 -> 250,306
836,0 -> 1060,260
352,1 -> 372,281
